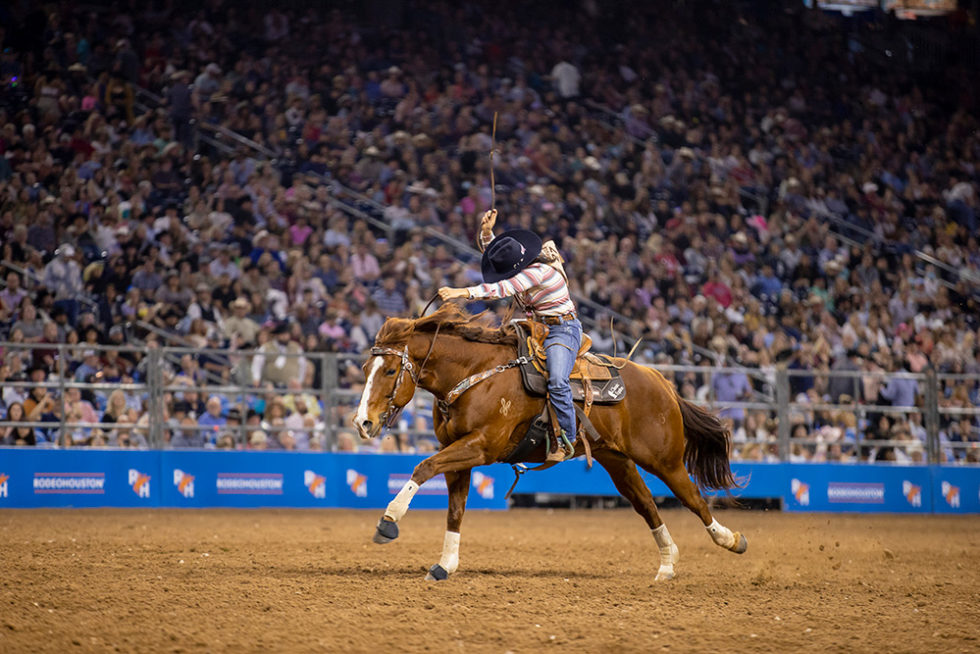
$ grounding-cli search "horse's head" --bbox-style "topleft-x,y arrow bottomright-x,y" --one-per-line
352,344 -> 419,441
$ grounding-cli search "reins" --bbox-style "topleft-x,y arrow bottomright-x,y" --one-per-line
419,292 -> 439,318
417,320 -> 442,381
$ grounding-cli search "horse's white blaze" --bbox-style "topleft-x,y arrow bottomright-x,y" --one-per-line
652,524 -> 679,581
355,357 -> 383,430
438,531 -> 461,574
384,480 -> 419,522
706,518 -> 736,549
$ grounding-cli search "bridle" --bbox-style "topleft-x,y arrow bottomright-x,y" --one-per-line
367,322 -> 442,430
368,345 -> 418,429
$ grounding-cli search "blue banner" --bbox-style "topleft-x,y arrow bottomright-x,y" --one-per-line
781,464 -> 933,513
498,461 -> 789,500
159,450 -> 339,508
0,449 -> 159,508
0,449 -> 509,510
324,453 -> 505,511
0,448 -> 977,513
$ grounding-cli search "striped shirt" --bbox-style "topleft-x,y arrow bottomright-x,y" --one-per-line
467,233 -> 576,317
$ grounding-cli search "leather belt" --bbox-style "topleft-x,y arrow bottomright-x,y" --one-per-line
539,312 -> 577,325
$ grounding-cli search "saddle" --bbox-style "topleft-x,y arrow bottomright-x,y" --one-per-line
513,321 -> 626,404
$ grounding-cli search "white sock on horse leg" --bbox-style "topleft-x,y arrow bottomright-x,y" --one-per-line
438,531 -> 460,574
651,524 -> 679,580
652,524 -> 674,551
384,480 -> 420,522
652,524 -> 679,563
705,518 -> 736,549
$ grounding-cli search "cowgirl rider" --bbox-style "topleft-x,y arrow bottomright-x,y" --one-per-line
439,210 -> 581,462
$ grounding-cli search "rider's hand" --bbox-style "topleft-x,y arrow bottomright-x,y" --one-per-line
480,209 -> 497,233
438,287 -> 469,301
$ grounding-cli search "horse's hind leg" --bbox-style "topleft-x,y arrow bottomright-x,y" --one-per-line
424,469 -> 470,581
595,450 -> 680,581
656,463 -> 748,555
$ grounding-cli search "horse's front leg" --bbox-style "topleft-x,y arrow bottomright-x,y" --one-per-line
372,433 -> 489,545
424,469 -> 470,581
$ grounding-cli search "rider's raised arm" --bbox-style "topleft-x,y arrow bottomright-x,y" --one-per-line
478,230 -> 493,253
463,264 -> 547,300
477,209 -> 497,253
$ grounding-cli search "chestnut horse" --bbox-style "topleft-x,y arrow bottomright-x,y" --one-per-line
352,304 -> 747,581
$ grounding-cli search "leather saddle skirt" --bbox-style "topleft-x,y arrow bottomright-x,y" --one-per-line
514,321 -> 626,404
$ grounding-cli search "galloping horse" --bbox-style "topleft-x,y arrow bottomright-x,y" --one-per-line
352,304 -> 747,581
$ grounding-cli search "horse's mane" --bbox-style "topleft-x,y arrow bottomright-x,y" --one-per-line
376,303 -> 518,346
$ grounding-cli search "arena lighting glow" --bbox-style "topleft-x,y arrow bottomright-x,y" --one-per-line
804,0 -> 877,15
883,0 -> 957,17
804,0 -> 956,16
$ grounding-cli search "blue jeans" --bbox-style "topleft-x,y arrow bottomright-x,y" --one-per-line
544,318 -> 582,440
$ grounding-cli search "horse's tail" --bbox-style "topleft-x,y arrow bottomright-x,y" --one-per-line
678,398 -> 737,491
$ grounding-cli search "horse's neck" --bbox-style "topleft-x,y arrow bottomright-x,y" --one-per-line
413,335 -> 509,398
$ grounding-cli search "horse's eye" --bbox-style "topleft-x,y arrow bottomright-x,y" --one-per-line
385,369 -> 397,376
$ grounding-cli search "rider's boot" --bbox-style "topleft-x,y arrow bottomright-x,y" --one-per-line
545,430 -> 575,463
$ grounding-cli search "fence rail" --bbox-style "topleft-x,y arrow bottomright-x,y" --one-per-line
1,342 -> 977,464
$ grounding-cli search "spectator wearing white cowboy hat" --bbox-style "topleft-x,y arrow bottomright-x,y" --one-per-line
223,297 -> 261,346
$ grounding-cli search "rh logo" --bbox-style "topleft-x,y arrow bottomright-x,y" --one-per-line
173,469 -> 195,498
791,478 -> 809,506
472,471 -> 494,500
346,469 -> 367,497
128,469 -> 151,498
0,473 -> 8,498
941,481 -> 960,508
902,481 -> 922,508
304,470 -> 326,499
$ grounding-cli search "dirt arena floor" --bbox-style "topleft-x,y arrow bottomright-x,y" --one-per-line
1,508 -> 978,653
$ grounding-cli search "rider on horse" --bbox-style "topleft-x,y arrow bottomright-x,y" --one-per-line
438,209 -> 582,462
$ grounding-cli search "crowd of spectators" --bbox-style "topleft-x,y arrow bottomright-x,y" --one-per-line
0,0 -> 978,460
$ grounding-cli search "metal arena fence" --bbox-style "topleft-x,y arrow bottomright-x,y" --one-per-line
0,342 -> 977,465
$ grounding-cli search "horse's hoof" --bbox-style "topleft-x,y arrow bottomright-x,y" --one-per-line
373,518 -> 399,544
731,533 -> 748,554
654,566 -> 675,582
425,564 -> 449,581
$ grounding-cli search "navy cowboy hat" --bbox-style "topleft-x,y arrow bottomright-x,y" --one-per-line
481,230 -> 542,283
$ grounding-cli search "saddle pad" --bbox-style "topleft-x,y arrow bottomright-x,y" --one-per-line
514,323 -> 626,404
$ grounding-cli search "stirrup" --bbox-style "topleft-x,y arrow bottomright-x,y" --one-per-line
546,431 -> 575,462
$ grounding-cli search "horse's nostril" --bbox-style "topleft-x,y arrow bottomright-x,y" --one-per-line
362,420 -> 374,432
